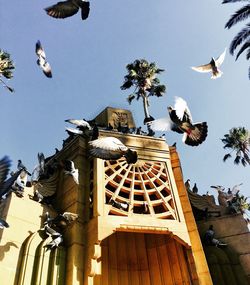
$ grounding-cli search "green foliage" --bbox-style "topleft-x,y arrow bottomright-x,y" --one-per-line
121,59 -> 166,121
223,1 -> 250,78
221,127 -> 250,166
0,49 -> 15,79
0,49 -> 15,92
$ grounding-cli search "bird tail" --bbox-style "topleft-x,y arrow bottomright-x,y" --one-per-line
124,149 -> 138,164
183,122 -> 208,146
211,69 -> 223,79
80,1 -> 90,20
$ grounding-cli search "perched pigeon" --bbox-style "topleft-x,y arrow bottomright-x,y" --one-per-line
17,160 -> 31,176
45,0 -> 90,20
184,179 -> 191,191
148,97 -> 208,146
89,137 -> 138,164
192,183 -> 198,194
108,198 -> 129,211
35,40 -> 52,78
0,218 -> 9,229
63,160 -> 79,184
191,48 -> 226,79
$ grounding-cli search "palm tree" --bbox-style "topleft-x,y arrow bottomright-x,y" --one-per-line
223,0 -> 250,78
221,127 -> 250,166
0,49 -> 15,92
121,59 -> 166,135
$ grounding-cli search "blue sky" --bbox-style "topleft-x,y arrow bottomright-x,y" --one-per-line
1,1 -> 250,198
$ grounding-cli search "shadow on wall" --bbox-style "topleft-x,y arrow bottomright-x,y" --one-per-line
204,245 -> 248,285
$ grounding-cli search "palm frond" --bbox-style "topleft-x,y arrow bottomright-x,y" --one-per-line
223,0 -> 250,3
236,40 -> 250,59
225,5 -> 250,29
127,94 -> 136,104
234,155 -> 241,164
229,24 -> 250,55
223,153 -> 232,161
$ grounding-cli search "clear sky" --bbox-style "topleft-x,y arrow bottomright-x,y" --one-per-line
1,1 -> 250,199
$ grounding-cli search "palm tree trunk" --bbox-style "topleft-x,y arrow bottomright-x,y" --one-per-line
142,93 -> 154,136
142,93 -> 150,119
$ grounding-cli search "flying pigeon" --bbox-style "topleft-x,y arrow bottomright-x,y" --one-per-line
31,153 -> 45,183
45,0 -> 90,20
63,160 -> 79,184
148,97 -> 208,146
89,137 -> 138,164
0,156 -> 23,199
35,40 -> 52,78
0,218 -> 9,229
65,118 -> 91,131
191,48 -> 226,79
43,224 -> 63,249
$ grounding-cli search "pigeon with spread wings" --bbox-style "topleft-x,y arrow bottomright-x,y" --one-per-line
89,137 -> 138,164
148,97 -> 208,146
191,48 -> 226,79
35,40 -> 52,78
0,156 -> 23,200
45,0 -> 90,20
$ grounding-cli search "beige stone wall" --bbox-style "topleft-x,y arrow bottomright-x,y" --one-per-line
198,213 -> 250,283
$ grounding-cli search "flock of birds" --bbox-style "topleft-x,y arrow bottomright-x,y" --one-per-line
0,1 -> 232,249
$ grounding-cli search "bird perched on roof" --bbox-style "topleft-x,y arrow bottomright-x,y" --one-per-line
184,179 -> 191,191
35,40 -> 52,78
17,160 -> 31,176
62,160 -> 79,184
89,137 -> 138,164
191,48 -> 226,79
192,183 -> 198,194
148,97 -> 208,146
45,0 -> 90,20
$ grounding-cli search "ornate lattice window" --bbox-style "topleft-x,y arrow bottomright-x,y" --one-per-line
104,158 -> 178,220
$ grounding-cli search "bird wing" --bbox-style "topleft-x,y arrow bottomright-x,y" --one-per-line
148,117 -> 172,132
80,1 -> 90,20
0,156 -> 11,187
65,127 -> 83,135
215,48 -> 226,67
182,122 -> 208,146
65,119 -> 91,129
36,40 -> 46,59
210,185 -> 225,191
191,63 -> 212,73
45,1 -> 79,19
42,62 -> 52,78
89,148 -> 123,160
174,97 -> 192,122
89,137 -> 127,152
0,169 -> 23,197
231,183 -> 242,195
